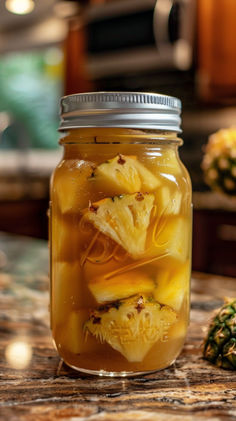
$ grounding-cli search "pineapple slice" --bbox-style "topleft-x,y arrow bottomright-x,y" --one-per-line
54,161 -> 93,214
88,269 -> 155,303
156,187 -> 182,216
154,262 -> 190,311
83,193 -> 155,258
145,216 -> 190,263
84,295 -> 177,362
63,310 -> 100,354
91,154 -> 160,194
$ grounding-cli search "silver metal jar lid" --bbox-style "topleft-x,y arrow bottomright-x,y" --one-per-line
59,91 -> 182,132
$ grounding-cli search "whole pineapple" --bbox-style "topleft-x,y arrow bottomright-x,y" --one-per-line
202,128 -> 236,196
203,299 -> 236,370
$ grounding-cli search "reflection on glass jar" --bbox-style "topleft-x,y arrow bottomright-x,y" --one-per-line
50,92 -> 192,376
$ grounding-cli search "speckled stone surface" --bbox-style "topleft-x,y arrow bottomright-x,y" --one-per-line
0,233 -> 235,421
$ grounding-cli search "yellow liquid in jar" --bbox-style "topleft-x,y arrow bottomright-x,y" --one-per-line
50,129 -> 192,375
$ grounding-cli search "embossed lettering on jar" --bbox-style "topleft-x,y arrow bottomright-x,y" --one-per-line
50,92 -> 192,376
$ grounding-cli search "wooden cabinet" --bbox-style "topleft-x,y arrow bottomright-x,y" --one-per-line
193,208 -> 236,277
197,0 -> 236,103
0,199 -> 49,240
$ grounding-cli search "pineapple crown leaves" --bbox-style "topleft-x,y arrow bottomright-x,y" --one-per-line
203,298 -> 236,370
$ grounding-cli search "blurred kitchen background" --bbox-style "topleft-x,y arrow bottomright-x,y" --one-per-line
0,0 -> 235,276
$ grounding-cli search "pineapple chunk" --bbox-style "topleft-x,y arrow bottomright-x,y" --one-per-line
156,187 -> 182,216
133,159 -> 161,190
52,261 -> 95,325
52,261 -> 81,324
54,161 -> 93,214
92,154 -> 141,194
84,295 -> 177,362
92,154 -> 160,194
88,270 -> 155,303
145,216 -> 190,263
154,262 -> 190,311
158,149 -> 182,175
52,216 -> 81,262
83,193 -> 155,258
64,310 -> 99,354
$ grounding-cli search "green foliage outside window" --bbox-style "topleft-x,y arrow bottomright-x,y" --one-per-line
0,48 -> 63,149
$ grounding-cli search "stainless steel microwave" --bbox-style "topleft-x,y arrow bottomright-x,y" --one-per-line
85,0 -> 196,79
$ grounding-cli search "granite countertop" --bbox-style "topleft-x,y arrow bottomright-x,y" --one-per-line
0,232 -> 236,421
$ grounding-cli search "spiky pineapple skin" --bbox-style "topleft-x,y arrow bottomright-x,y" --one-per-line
203,299 -> 236,370
202,127 -> 236,195
204,156 -> 236,195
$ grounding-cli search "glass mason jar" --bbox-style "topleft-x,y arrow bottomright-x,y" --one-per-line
50,92 -> 192,376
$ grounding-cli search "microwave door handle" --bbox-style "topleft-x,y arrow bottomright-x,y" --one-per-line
153,0 -> 194,70
153,0 -> 176,66
153,0 -> 174,45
